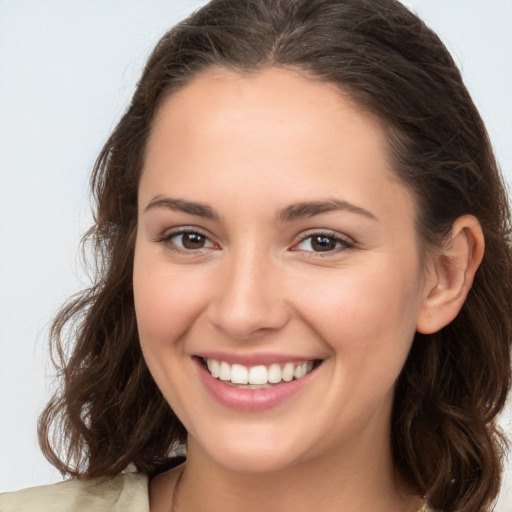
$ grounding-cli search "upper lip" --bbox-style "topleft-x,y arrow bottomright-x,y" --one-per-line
194,351 -> 321,366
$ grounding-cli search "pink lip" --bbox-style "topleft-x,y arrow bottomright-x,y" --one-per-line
194,357 -> 319,412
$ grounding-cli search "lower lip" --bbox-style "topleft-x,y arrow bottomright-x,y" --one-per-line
196,359 -> 318,412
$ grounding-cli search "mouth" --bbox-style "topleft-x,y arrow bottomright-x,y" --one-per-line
199,357 -> 321,389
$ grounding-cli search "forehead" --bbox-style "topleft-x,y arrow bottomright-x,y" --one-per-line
150,67 -> 380,154
141,67 -> 415,227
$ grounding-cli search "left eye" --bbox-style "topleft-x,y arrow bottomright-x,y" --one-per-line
166,231 -> 215,251
294,234 -> 350,253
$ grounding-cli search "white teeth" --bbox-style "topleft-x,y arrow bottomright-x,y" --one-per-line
204,358 -> 315,385
294,362 -> 310,379
248,365 -> 268,385
207,359 -> 220,378
219,361 -> 231,381
282,362 -> 294,382
268,363 -> 282,384
231,364 -> 249,384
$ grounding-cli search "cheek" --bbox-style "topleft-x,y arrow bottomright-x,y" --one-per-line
133,252 -> 210,350
132,252 -> 214,414
291,259 -> 423,359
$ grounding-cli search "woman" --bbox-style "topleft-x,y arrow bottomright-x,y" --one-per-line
1,0 -> 510,511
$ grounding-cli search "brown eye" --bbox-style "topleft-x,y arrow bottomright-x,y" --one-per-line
162,230 -> 216,252
310,236 -> 337,252
293,232 -> 353,254
181,232 -> 206,249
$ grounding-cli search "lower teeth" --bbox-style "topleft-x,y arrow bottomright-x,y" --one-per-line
225,382 -> 274,389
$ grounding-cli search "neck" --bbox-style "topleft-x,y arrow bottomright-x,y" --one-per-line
175,432 -> 420,512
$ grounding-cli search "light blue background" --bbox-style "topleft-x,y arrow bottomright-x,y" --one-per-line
1,1 -> 511,509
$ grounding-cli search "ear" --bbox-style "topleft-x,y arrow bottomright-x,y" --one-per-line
416,215 -> 484,334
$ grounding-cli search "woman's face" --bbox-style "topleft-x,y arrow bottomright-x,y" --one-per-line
134,67 -> 433,474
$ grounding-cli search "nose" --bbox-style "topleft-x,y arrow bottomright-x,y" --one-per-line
206,249 -> 290,341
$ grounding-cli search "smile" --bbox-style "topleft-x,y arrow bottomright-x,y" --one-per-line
203,358 -> 316,387
195,355 -> 322,411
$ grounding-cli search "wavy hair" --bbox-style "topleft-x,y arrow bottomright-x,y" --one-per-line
38,1 -> 512,510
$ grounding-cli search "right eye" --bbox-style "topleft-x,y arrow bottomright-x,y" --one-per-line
158,229 -> 217,253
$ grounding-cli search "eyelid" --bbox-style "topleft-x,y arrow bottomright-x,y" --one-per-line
154,226 -> 219,253
153,226 -> 354,256
290,229 -> 355,254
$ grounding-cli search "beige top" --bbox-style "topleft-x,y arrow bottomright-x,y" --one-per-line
0,473 -> 149,512
0,473 -> 433,511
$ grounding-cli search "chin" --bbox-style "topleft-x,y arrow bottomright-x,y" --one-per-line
212,449 -> 302,475
189,429 -> 311,475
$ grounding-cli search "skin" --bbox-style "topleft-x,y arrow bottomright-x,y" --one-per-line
133,67 -> 484,512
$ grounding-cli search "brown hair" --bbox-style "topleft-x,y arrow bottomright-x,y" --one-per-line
38,1 -> 512,510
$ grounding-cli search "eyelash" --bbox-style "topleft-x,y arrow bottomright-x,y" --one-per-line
291,230 -> 355,255
155,228 -> 354,256
155,228 -> 217,254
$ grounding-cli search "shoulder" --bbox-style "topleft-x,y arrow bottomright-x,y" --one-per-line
0,473 -> 149,512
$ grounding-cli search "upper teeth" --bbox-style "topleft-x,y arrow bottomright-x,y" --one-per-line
205,359 -> 314,385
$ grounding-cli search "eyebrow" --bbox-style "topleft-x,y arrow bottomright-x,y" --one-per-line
144,196 -> 377,223
277,199 -> 378,222
144,196 -> 221,220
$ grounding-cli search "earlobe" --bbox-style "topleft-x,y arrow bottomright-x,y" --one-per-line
416,215 -> 484,334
